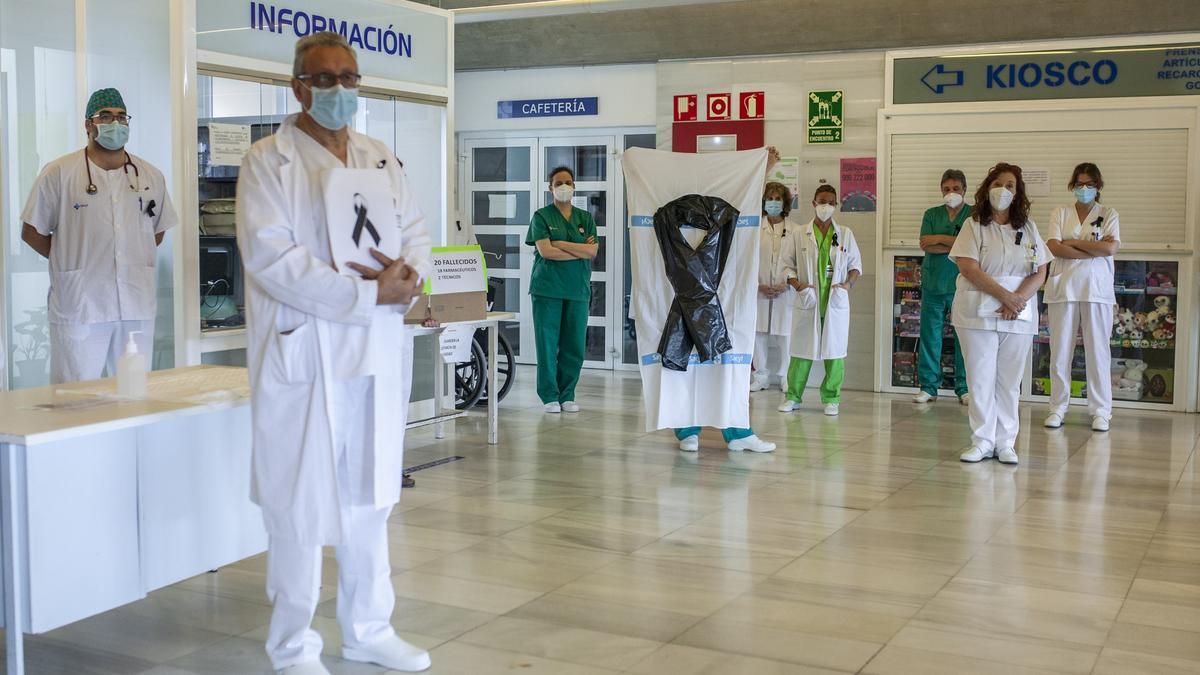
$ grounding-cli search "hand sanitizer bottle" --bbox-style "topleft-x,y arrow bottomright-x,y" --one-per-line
117,331 -> 147,398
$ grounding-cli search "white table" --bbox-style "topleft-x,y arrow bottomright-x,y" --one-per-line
408,311 -> 515,445
0,366 -> 266,675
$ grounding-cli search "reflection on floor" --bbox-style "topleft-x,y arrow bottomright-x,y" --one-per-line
4,365 -> 1199,674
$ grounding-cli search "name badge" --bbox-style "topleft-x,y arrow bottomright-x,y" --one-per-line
825,264 -> 833,279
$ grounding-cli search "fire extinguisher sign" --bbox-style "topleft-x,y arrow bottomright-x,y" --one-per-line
740,92 -> 764,119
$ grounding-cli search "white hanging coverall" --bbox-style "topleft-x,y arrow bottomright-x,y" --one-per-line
950,218 -> 1052,453
236,114 -> 432,670
622,147 -> 767,431
1043,204 -> 1119,421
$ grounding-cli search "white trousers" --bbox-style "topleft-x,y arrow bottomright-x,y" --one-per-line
959,328 -> 1032,452
1047,301 -> 1114,420
752,332 -> 789,383
265,377 -> 396,670
49,320 -> 153,384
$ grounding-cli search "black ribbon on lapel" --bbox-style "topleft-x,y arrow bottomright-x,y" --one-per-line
351,193 -> 381,247
653,194 -> 739,371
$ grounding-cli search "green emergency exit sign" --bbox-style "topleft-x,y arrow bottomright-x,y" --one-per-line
807,90 -> 843,144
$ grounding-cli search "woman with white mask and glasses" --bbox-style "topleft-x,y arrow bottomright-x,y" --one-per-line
751,180 -> 796,393
1043,163 -> 1119,432
950,163 -> 1051,466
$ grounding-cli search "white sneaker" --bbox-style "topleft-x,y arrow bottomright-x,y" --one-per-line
678,435 -> 699,452
544,402 -> 562,414
913,391 -> 935,403
823,403 -> 840,416
278,661 -> 332,675
960,445 -> 994,463
561,401 -> 580,413
343,635 -> 432,672
778,398 -> 800,413
996,447 -> 1019,465
749,378 -> 767,392
728,434 -> 776,453
1091,416 -> 1110,432
959,393 -> 971,406
1043,412 -> 1063,428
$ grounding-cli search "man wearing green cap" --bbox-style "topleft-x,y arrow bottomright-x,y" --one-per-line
20,87 -> 177,384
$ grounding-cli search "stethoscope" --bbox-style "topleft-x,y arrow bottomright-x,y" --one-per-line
84,148 -> 140,196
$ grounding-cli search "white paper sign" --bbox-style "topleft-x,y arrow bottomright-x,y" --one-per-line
208,122 -> 252,167
439,324 -> 475,363
427,246 -> 488,295
767,156 -> 801,203
488,193 -> 517,219
571,195 -> 589,210
1024,168 -> 1051,197
323,169 -> 400,275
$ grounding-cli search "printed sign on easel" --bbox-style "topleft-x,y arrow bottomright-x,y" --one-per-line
323,169 -> 400,275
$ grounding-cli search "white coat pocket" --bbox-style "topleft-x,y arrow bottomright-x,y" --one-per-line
829,286 -> 851,310
271,320 -> 317,384
48,268 -> 87,324
797,287 -> 818,310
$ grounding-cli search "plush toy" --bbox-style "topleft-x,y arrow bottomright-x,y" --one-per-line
1118,359 -> 1149,393
1131,329 -> 1144,340
1154,295 -> 1172,313
1119,308 -> 1137,337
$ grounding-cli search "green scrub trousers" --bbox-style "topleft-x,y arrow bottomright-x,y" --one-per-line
785,224 -> 845,405
674,427 -> 754,442
532,296 -> 588,405
917,292 -> 967,397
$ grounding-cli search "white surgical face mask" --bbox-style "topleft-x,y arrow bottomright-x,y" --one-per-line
989,187 -> 1015,212
814,203 -> 836,222
943,192 -> 964,209
552,184 -> 574,204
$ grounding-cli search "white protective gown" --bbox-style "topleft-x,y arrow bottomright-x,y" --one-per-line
622,147 -> 766,431
236,114 -> 432,546
782,220 -> 862,360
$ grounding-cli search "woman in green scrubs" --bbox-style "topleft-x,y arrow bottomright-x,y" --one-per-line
526,166 -> 598,413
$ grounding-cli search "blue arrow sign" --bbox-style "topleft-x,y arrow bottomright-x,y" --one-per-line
921,64 -> 964,94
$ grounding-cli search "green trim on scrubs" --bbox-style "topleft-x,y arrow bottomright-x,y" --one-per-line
531,295 -> 588,405
786,356 -> 845,404
920,204 -> 972,296
814,223 -> 834,318
526,204 -> 596,302
917,292 -> 967,397
674,427 -> 755,442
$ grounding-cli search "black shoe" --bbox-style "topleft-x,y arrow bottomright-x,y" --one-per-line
402,474 -> 415,488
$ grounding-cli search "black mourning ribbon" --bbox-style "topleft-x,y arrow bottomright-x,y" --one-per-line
144,199 -> 156,218
351,193 -> 381,248
653,194 -> 739,371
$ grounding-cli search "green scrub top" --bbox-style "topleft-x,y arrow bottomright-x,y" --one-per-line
525,204 -> 597,302
920,204 -> 972,296
814,224 -> 834,317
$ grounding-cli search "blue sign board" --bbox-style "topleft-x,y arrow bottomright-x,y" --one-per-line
498,97 -> 599,119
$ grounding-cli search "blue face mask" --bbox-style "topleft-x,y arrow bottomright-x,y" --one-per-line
1074,185 -> 1098,205
306,84 -> 358,130
95,122 -> 129,151
764,200 -> 784,216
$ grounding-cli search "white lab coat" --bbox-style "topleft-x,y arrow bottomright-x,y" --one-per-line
1043,204 -> 1120,305
949,218 -> 1052,336
21,149 -> 178,325
236,114 -> 432,545
782,220 -> 862,360
755,217 -> 795,335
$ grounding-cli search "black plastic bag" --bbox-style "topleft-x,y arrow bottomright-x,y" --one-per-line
653,194 -> 739,371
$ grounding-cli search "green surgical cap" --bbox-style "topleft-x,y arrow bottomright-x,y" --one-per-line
86,88 -> 126,118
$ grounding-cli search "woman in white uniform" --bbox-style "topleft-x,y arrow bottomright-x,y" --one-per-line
950,163 -> 1051,465
1043,163 -> 1119,432
751,181 -> 795,392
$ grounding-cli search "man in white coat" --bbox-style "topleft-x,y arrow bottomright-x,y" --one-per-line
236,32 -> 432,675
21,87 -> 177,384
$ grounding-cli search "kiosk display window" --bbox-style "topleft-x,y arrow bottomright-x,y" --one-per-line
890,255 -> 963,390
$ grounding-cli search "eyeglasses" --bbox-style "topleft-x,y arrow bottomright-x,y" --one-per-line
297,72 -> 362,89
91,112 -> 131,125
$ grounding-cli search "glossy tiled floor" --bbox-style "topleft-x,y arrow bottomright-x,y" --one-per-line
4,366 -> 1199,674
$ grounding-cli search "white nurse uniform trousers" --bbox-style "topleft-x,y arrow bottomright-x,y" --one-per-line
1047,301 -> 1114,420
49,320 -> 153,384
958,328 -> 1032,452
265,377 -> 397,670
753,332 -> 789,385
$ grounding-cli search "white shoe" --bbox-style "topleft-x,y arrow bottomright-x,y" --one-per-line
996,447 -> 1019,465
960,445 -> 994,463
561,401 -> 580,413
728,434 -> 776,453
678,435 -> 699,452
780,381 -> 789,393
1091,416 -> 1110,432
278,661 -> 331,675
1043,412 -> 1063,428
912,391 -> 935,403
778,398 -> 800,413
959,393 -> 971,406
749,378 -> 767,392
344,635 -> 432,672
544,402 -> 561,414
823,403 -> 840,416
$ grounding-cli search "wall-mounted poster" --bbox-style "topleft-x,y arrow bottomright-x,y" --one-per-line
840,157 -> 877,212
